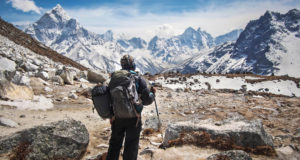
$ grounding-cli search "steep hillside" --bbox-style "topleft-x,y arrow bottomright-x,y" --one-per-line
0,18 -> 87,71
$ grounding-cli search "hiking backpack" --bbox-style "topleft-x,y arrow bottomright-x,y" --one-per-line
109,70 -> 141,118
91,84 -> 112,119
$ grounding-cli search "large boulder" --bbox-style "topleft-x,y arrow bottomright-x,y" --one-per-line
35,71 -> 49,81
20,62 -> 39,72
0,80 -> 34,100
0,57 -> 16,81
12,72 -> 31,86
60,69 -> 74,85
87,70 -> 108,83
0,119 -> 89,160
161,116 -> 275,156
207,150 -> 252,160
276,146 -> 300,160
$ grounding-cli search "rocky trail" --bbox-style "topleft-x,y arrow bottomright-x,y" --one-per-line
1,80 -> 299,159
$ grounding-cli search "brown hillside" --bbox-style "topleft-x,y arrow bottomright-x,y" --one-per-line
0,18 -> 88,71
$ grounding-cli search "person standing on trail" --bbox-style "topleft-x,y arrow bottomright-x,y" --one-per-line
106,54 -> 156,160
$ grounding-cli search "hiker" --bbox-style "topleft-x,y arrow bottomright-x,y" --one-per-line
106,55 -> 156,160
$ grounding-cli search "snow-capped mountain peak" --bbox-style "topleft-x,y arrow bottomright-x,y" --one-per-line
178,9 -> 300,77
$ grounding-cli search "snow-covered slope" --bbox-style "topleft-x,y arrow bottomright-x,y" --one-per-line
148,27 -> 214,64
215,29 -> 243,46
24,4 -> 165,74
180,9 -> 300,77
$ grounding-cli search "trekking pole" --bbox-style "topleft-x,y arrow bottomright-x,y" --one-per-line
152,84 -> 162,129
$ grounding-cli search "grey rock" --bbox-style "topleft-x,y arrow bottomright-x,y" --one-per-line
79,78 -> 89,83
276,146 -> 300,160
35,71 -> 49,81
87,69 -> 108,83
161,116 -> 275,156
60,69 -> 74,85
32,59 -> 42,66
51,75 -> 64,85
144,116 -> 161,132
0,117 -> 19,128
80,83 -> 89,89
0,57 -> 16,72
44,86 -> 53,92
20,62 -> 39,72
0,57 -> 16,81
12,72 -> 31,86
207,150 -> 252,160
69,93 -> 78,99
139,147 -> 155,156
79,70 -> 88,79
0,119 -> 89,160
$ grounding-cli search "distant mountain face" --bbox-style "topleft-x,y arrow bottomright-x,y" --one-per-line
23,4 -> 242,74
148,27 -> 215,64
215,29 -> 243,46
179,9 -> 300,77
24,4 -> 164,74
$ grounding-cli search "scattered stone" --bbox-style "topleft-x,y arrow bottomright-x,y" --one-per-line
140,147 -> 155,156
35,71 -> 49,81
205,82 -> 211,90
20,62 -> 38,72
44,86 -> 53,92
78,70 -> 88,79
0,119 -> 89,160
167,92 -> 172,98
68,93 -> 78,99
0,80 -> 34,100
12,72 -> 30,86
276,145 -> 300,160
0,57 -> 16,81
150,141 -> 161,146
86,152 -> 107,160
0,117 -> 19,128
241,85 -> 247,92
87,69 -> 108,83
96,144 -> 109,149
51,75 -> 64,85
19,115 -> 26,118
62,97 -> 69,101
79,78 -> 89,83
60,69 -> 74,85
80,83 -> 89,89
161,117 -> 275,156
207,150 -> 252,160
143,116 -> 161,132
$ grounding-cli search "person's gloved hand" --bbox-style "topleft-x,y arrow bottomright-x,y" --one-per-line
150,86 -> 156,94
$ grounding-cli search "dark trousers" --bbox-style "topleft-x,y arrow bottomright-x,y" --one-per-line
106,118 -> 141,160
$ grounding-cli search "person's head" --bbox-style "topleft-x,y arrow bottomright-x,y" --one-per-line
120,54 -> 136,70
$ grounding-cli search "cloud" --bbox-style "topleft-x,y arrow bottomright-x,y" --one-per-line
7,0 -> 41,14
65,0 -> 300,41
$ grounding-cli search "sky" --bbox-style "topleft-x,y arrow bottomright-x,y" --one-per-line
0,0 -> 300,41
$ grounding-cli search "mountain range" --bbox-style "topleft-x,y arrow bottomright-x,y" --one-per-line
176,9 -> 300,77
22,4 -> 242,74
20,4 -> 300,77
